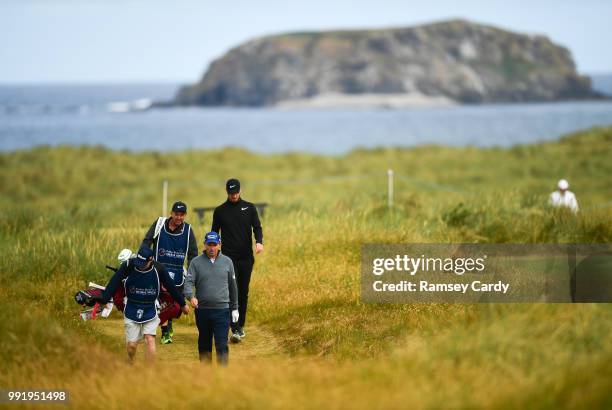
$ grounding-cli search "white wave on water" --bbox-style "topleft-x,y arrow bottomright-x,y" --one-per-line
106,101 -> 131,113
0,103 -> 91,116
0,98 -> 154,115
106,98 -> 152,113
131,98 -> 153,111
0,83 -> 176,116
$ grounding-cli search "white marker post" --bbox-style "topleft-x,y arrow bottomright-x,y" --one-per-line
162,180 -> 168,216
387,169 -> 394,209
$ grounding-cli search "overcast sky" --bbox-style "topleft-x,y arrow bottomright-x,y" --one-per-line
2,0 -> 611,84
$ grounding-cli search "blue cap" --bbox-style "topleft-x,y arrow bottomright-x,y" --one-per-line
204,231 -> 220,245
134,245 -> 154,269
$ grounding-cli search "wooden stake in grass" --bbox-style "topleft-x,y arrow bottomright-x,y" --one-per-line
387,169 -> 394,209
162,180 -> 168,216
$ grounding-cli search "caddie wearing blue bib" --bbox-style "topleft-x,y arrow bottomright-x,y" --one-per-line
142,200 -> 198,344
156,215 -> 191,287
97,245 -> 189,363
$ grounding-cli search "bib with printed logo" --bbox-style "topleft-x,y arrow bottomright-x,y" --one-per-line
156,222 -> 190,286
124,266 -> 160,322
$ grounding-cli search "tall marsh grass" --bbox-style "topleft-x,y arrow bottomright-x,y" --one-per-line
1,127 -> 611,408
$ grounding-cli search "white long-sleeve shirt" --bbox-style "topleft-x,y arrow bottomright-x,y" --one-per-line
549,190 -> 579,212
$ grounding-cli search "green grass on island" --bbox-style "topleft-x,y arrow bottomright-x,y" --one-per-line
1,127 -> 611,409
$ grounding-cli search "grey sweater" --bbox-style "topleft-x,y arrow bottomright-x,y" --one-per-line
184,252 -> 238,310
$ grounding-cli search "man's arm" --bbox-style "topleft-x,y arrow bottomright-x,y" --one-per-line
252,207 -> 263,245
228,260 -> 238,311
100,262 -> 129,303
183,261 -> 197,300
570,195 -> 579,212
141,220 -> 157,249
187,226 -> 198,266
211,207 -> 221,234
155,263 -> 186,307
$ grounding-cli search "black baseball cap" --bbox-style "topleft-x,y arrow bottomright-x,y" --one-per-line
226,178 -> 240,194
134,245 -> 154,269
172,201 -> 187,213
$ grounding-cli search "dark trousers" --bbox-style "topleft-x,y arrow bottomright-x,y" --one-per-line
194,308 -> 230,365
232,258 -> 254,330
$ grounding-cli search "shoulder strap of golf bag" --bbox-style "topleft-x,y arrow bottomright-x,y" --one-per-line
153,217 -> 166,239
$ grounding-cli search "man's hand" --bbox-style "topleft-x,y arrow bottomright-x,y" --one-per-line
231,309 -> 239,323
181,304 -> 190,315
255,243 -> 264,254
190,297 -> 198,308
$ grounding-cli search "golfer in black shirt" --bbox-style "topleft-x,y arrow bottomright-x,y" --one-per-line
212,178 -> 263,342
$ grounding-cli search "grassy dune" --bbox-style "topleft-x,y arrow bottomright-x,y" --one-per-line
1,127 -> 611,409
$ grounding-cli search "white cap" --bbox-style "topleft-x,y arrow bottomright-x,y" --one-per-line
558,179 -> 569,190
117,248 -> 133,263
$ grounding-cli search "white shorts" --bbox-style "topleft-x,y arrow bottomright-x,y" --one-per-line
124,316 -> 160,343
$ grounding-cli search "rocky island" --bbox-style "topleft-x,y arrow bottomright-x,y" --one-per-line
174,19 -> 600,108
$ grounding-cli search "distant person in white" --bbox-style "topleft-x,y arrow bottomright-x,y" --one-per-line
549,179 -> 579,213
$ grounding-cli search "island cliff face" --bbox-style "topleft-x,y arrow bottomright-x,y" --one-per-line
174,19 -> 598,107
